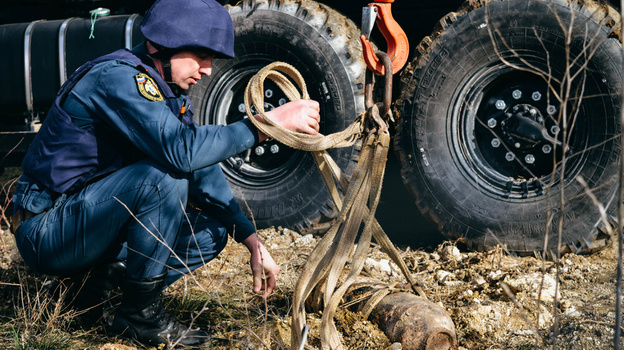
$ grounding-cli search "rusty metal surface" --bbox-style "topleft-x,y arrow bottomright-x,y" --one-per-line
344,280 -> 457,350
369,292 -> 457,350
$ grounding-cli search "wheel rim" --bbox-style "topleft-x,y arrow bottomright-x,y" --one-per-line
197,57 -> 305,186
453,60 -> 588,200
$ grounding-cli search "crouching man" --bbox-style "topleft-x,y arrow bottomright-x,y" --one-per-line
11,0 -> 320,346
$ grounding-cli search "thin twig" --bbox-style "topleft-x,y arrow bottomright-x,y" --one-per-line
616,2 -> 624,346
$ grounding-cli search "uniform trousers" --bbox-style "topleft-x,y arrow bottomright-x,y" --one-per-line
13,159 -> 228,286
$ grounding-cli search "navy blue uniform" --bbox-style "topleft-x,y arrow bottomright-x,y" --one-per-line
13,43 -> 258,285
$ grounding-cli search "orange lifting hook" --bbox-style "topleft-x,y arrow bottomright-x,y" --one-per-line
360,0 -> 409,76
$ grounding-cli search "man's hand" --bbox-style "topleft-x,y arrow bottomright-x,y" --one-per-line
254,99 -> 320,141
242,233 -> 280,297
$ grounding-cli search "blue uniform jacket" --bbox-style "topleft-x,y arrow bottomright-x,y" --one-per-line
13,43 -> 258,242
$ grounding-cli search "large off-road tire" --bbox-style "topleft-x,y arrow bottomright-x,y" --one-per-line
189,0 -> 366,232
395,0 -> 622,256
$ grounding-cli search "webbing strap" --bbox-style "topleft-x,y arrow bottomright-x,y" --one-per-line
245,62 -> 425,350
244,62 -> 363,151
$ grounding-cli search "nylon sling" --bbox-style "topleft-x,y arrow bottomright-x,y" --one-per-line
244,61 -> 426,350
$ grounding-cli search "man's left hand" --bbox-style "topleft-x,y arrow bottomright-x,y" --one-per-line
242,233 -> 280,297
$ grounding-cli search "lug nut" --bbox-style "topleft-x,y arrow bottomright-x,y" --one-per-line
265,89 -> 274,98
278,98 -> 287,106
532,91 -> 542,101
542,144 -> 552,154
550,125 -> 560,134
487,118 -> 497,128
254,146 -> 265,156
491,138 -> 501,148
238,103 -> 246,113
525,154 -> 535,164
547,105 -> 556,114
270,144 -> 280,154
529,108 -> 537,116
505,152 -> 515,161
512,89 -> 522,99
495,100 -> 506,110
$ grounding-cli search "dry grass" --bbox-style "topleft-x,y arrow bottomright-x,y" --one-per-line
0,164 -> 315,349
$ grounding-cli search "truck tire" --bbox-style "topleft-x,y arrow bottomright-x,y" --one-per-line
395,0 -> 622,256
189,0 -> 366,232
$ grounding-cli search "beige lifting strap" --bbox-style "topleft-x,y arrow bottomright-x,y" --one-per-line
244,62 -> 426,350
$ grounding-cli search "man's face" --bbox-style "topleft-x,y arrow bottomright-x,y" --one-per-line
169,51 -> 213,90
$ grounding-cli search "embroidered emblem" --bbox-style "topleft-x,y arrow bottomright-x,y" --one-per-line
135,73 -> 163,101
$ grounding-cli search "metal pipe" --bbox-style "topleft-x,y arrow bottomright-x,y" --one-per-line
58,18 -> 75,86
23,20 -> 41,119
124,13 -> 140,49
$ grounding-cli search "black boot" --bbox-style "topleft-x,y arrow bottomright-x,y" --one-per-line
107,272 -> 209,347
63,261 -> 126,328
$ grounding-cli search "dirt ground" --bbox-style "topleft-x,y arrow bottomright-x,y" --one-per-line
1,206 -> 623,349
186,226 -> 624,350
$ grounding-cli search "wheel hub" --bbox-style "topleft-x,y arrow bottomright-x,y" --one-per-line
198,62 -> 302,186
473,80 -> 566,183
500,104 -> 558,150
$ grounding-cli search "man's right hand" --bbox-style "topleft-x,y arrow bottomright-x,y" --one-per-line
254,99 -> 320,141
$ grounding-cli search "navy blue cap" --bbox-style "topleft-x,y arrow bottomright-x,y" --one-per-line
140,0 -> 235,58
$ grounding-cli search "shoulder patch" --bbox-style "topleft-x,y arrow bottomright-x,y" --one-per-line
134,73 -> 163,101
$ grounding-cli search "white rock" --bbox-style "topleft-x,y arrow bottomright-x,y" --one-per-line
564,306 -> 582,317
294,234 -> 315,246
365,258 -> 381,273
506,273 -> 560,302
513,329 -> 536,336
436,270 -> 454,283
441,245 -> 462,262
489,310 -> 502,321
487,270 -> 503,281
473,274 -> 487,286
444,281 -> 464,287
378,259 -> 392,274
